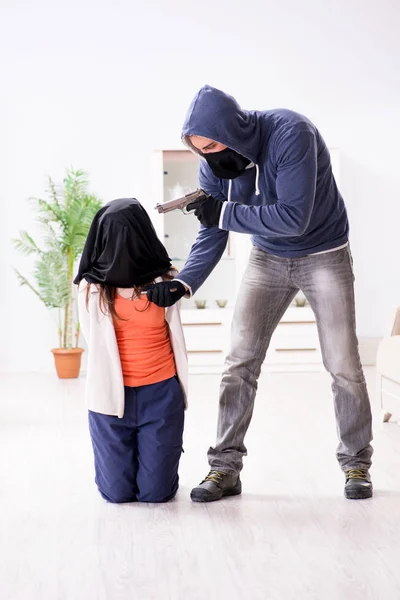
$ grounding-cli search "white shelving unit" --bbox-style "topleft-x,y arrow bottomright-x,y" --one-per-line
181,308 -> 232,372
181,306 -> 322,373
161,150 -> 238,310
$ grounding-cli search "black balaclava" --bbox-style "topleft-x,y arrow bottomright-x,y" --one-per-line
204,147 -> 251,179
74,198 -> 172,288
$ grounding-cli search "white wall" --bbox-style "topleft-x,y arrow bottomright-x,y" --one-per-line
1,0 -> 399,371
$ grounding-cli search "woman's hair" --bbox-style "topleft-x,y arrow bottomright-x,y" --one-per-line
85,269 -> 177,320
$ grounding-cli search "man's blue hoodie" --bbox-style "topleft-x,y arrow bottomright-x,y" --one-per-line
177,85 -> 349,294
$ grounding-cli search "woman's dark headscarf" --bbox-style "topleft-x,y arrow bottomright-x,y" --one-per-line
74,198 -> 172,288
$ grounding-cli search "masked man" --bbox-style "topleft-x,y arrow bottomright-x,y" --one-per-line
147,85 -> 373,502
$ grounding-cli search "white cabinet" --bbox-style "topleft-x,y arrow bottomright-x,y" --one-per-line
181,309 -> 232,373
160,150 -> 240,310
268,307 -> 322,368
181,306 -> 322,373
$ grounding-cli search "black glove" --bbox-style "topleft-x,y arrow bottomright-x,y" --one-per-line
188,195 -> 224,228
146,280 -> 186,307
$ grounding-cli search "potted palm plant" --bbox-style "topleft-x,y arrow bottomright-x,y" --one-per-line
14,168 -> 102,378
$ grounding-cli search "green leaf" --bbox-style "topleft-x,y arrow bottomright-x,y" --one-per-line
13,268 -> 48,305
13,168 -> 103,340
13,231 -> 43,256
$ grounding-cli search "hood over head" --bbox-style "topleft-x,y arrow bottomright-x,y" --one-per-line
181,85 -> 261,164
74,198 -> 171,288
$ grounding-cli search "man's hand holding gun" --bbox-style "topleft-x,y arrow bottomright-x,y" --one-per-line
155,188 -> 225,228
148,189 -> 225,307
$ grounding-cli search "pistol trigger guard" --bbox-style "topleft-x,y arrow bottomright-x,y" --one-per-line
182,205 -> 194,215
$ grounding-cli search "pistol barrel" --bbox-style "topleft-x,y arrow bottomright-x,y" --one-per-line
154,189 -> 209,214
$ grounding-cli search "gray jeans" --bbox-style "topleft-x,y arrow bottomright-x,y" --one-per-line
208,245 -> 373,474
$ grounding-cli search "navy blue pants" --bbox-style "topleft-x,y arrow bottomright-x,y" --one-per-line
88,376 -> 185,503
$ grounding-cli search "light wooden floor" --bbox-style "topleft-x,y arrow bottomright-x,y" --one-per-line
1,368 -> 400,600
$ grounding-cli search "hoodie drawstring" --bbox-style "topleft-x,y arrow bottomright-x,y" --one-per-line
227,163 -> 259,203
255,164 -> 260,196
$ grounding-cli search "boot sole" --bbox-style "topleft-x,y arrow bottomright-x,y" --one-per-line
344,486 -> 373,500
190,482 -> 242,503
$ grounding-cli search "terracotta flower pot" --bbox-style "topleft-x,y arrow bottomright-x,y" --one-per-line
51,348 -> 84,379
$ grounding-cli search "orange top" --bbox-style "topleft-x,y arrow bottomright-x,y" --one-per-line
113,294 -> 176,387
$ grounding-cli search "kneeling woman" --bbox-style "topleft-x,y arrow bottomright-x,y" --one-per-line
75,198 -> 188,503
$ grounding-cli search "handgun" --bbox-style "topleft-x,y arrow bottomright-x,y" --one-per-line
155,188 -> 210,215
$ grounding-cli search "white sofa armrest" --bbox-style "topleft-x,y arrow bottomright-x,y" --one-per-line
376,337 -> 400,383
389,306 -> 400,336
376,306 -> 400,383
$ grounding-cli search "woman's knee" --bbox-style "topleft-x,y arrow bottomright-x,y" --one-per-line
136,477 -> 179,503
97,486 -> 137,504
138,491 -> 177,503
